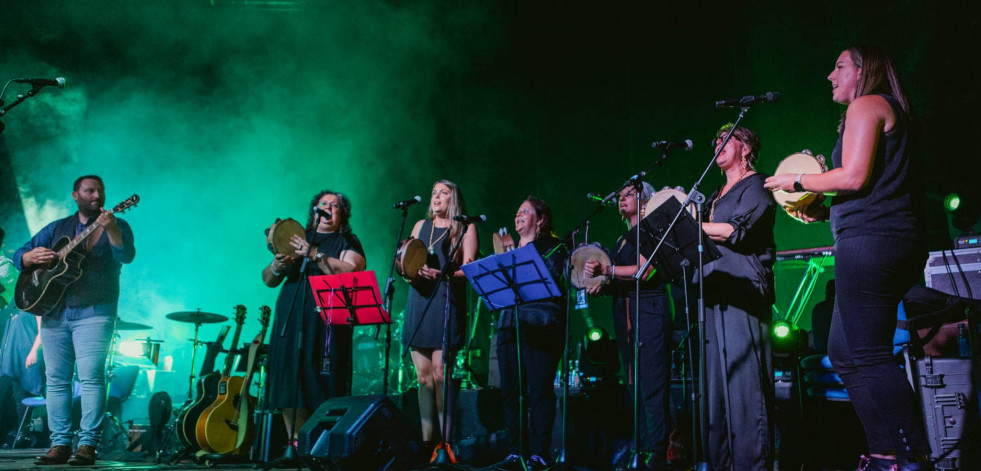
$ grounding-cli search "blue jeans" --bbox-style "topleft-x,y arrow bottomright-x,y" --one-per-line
40,312 -> 114,447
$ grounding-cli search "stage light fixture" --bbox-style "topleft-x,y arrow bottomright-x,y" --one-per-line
944,193 -> 961,212
773,321 -> 792,339
118,340 -> 145,358
586,326 -> 606,342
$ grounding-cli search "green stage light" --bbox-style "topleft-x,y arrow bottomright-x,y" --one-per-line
773,321 -> 791,339
945,193 -> 961,212
586,327 -> 605,342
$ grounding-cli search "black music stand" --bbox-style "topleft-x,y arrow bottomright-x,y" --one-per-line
638,196 -> 721,284
462,245 -> 561,470
309,271 -> 392,326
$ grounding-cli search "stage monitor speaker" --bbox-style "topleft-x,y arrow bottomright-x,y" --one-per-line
297,394 -> 421,471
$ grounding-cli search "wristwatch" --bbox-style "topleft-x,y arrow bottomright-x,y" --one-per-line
793,173 -> 805,192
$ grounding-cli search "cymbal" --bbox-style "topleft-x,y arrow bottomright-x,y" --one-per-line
115,319 -> 153,331
165,309 -> 228,324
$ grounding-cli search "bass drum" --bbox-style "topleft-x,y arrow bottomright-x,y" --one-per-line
771,151 -> 828,215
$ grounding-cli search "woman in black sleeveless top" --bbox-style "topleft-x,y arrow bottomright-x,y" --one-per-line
766,45 -> 929,471
403,179 -> 478,447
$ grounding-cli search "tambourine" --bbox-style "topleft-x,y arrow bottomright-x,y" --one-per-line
492,228 -> 516,254
395,238 -> 427,280
265,218 -> 305,255
643,188 -> 695,219
570,243 -> 612,289
771,150 -> 828,213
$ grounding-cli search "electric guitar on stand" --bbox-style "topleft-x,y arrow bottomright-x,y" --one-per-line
14,195 -> 140,315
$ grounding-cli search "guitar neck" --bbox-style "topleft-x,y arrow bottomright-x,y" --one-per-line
59,219 -> 105,257
222,306 -> 247,377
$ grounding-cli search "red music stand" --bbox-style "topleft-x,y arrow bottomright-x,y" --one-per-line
308,271 -> 391,326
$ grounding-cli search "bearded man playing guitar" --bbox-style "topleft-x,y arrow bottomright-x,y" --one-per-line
13,175 -> 136,466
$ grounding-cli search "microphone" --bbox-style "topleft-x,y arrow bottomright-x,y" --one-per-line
312,206 -> 332,218
587,193 -> 616,206
393,195 -> 422,210
453,214 -> 486,224
13,77 -> 66,89
715,91 -> 780,108
651,139 -> 694,151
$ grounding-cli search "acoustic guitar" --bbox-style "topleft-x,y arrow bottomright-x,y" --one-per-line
199,305 -> 270,455
15,195 -> 140,316
174,323 -> 232,450
194,306 -> 246,452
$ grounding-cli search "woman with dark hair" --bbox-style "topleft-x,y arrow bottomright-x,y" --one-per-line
583,181 -> 675,469
403,179 -> 478,448
262,190 -> 366,445
495,196 -> 567,471
701,123 -> 777,471
766,45 -> 929,471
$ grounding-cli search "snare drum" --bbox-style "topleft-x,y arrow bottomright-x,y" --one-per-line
570,244 -> 612,289
771,151 -> 828,210
643,188 -> 695,218
265,218 -> 305,255
395,238 -> 427,279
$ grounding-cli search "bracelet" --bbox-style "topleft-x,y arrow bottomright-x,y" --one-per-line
609,264 -> 615,278
793,173 -> 805,192
270,264 -> 282,277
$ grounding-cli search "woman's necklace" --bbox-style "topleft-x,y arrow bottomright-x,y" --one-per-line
709,169 -> 750,222
428,221 -> 449,255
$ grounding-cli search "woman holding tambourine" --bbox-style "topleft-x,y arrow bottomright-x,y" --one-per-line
401,179 -> 478,450
582,181 -> 674,469
765,45 -> 929,471
261,190 -> 366,447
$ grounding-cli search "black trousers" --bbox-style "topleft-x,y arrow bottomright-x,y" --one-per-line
704,303 -> 773,471
828,235 -> 929,459
497,322 -> 563,458
612,290 -> 673,456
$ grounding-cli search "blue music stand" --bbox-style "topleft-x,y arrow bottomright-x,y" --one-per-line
462,245 -> 561,310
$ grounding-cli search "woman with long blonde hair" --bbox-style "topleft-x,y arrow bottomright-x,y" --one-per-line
403,179 -> 478,450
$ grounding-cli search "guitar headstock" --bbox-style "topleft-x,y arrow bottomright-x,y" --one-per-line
258,305 -> 271,328
110,194 -> 140,215
233,304 -> 247,325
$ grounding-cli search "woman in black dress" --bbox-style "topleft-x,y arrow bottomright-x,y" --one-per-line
583,181 -> 675,469
262,190 -> 366,443
403,179 -> 478,445
701,124 -> 776,471
766,45 -> 929,471
496,196 -> 567,471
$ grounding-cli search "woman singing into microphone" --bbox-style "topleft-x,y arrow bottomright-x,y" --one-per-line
403,179 -> 478,450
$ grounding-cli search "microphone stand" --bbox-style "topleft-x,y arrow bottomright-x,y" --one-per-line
262,211 -> 322,470
633,106 -> 751,469
381,205 -> 412,395
0,82 -> 55,135
430,224 -> 471,468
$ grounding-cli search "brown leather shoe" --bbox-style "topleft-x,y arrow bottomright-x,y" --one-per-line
34,445 -> 72,465
68,444 -> 98,466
